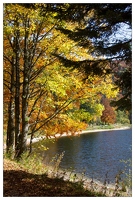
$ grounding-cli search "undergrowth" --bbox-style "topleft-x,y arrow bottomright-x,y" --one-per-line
4,150 -> 132,197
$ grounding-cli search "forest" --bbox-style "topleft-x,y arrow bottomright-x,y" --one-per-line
3,3 -> 132,159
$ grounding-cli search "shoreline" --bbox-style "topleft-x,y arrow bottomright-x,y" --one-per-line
82,126 -> 131,134
23,127 -> 132,196
41,126 -> 132,196
4,158 -> 131,197
27,126 -> 131,145
45,163 -> 132,197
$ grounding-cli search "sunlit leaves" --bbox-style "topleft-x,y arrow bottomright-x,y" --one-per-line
3,3 -> 119,142
31,60 -> 119,135
86,74 -> 119,99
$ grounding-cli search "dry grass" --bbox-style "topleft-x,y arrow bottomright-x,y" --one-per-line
3,158 -> 104,197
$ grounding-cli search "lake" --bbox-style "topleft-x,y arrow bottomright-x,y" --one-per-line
36,128 -> 132,184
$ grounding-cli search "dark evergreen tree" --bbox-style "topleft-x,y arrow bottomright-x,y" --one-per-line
49,3 -> 132,111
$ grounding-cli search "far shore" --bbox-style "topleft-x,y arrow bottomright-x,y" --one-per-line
82,126 -> 131,134
27,126 -> 131,145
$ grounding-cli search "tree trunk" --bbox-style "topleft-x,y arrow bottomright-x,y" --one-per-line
6,98 -> 15,154
20,74 -> 29,155
6,57 -> 15,155
14,28 -> 21,158
18,22 -> 30,157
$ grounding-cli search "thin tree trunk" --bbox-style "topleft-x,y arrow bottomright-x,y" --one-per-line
14,28 -> 21,158
6,98 -> 15,154
21,74 -> 29,155
29,132 -> 34,155
19,21 -> 30,156
6,57 -> 15,155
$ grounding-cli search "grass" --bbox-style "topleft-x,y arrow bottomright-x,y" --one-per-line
3,151 -> 132,197
3,157 -> 105,197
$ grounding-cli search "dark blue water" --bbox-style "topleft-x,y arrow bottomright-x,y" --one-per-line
38,129 -> 132,183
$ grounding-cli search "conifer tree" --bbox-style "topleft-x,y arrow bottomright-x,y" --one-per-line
49,3 -> 132,111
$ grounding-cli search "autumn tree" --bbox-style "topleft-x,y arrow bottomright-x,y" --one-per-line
3,3 -> 65,157
3,3 -> 119,158
28,64 -> 118,138
3,3 -> 98,157
101,97 -> 116,124
78,74 -> 119,124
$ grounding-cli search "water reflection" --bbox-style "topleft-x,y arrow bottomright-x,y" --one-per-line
36,129 -> 132,183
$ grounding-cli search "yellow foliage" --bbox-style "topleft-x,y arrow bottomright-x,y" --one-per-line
3,4 -> 119,138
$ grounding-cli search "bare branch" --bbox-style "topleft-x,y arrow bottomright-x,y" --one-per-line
3,82 -> 11,91
30,57 -> 57,82
3,70 -> 12,77
3,54 -> 13,65
28,89 -> 47,118
4,78 -> 11,85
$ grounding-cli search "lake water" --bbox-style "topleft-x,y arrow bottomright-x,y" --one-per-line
37,128 -> 132,184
